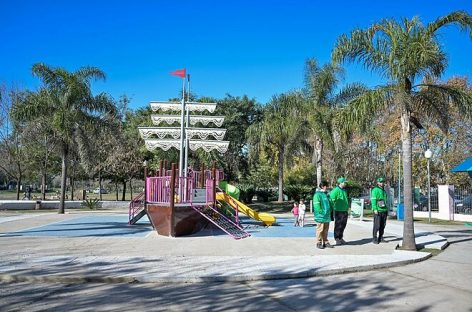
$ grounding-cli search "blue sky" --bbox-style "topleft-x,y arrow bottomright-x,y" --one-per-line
1,1 -> 472,109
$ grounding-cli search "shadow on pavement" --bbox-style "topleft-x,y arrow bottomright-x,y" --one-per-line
0,269 -> 434,312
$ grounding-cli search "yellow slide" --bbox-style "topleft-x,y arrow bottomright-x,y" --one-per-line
216,192 -> 276,226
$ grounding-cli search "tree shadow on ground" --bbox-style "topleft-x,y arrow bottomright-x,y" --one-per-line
432,229 -> 472,245
0,268 -> 437,311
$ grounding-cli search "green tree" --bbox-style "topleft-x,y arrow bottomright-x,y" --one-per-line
0,87 -> 28,200
284,157 -> 316,201
304,58 -> 366,185
18,113 -> 60,200
104,98 -> 142,201
105,140 -> 142,200
12,63 -> 117,213
247,92 -> 305,202
426,77 -> 472,186
215,94 -> 261,181
332,11 -> 472,250
239,154 -> 277,203
14,90 -> 61,199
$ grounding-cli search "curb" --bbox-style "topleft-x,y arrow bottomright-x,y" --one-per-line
0,274 -> 137,284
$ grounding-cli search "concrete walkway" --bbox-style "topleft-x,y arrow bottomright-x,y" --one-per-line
0,210 -> 448,283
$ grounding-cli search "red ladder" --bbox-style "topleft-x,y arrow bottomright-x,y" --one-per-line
128,192 -> 146,225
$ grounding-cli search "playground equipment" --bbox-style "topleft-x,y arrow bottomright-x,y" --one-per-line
128,163 -> 276,238
129,72 -> 269,238
217,182 -> 276,226
128,162 -> 276,238
129,162 -> 251,239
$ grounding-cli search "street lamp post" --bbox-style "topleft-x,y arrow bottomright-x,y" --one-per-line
424,149 -> 432,223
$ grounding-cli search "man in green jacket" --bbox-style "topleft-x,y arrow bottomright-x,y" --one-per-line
313,180 -> 333,249
371,177 -> 388,244
329,177 -> 349,245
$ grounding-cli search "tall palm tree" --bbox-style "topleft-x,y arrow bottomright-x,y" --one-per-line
332,11 -> 472,250
247,92 -> 305,202
304,58 -> 366,185
12,63 -> 117,213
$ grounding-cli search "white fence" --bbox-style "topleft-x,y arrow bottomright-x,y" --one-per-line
413,185 -> 472,222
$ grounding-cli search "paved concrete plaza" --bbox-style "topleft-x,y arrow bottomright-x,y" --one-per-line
2,209 -> 472,311
0,209 -> 447,283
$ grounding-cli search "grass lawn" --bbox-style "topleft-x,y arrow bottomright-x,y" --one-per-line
0,207 -> 120,213
247,203 -> 379,216
0,190 -> 140,201
413,217 -> 468,226
418,248 -> 444,256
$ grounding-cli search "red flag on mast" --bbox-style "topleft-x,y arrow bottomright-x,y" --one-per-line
170,68 -> 186,78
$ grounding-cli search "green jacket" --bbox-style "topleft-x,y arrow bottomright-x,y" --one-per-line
313,190 -> 332,223
329,186 -> 349,212
371,186 -> 388,212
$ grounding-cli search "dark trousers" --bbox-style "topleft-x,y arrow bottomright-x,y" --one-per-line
373,211 -> 388,241
334,211 -> 348,240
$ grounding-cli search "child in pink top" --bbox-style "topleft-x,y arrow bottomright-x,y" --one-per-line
291,202 -> 299,226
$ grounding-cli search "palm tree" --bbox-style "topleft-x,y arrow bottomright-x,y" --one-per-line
332,11 -> 472,250
12,63 -> 117,213
247,92 -> 305,202
304,58 -> 366,185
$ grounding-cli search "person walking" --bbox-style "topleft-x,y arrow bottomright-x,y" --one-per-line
329,177 -> 349,245
291,202 -> 299,226
313,180 -> 333,249
22,187 -> 28,200
371,177 -> 388,244
298,200 -> 306,227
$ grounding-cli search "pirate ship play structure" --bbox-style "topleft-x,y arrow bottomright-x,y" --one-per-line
128,70 -> 275,239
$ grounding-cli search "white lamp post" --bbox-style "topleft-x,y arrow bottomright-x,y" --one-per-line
424,149 -> 432,223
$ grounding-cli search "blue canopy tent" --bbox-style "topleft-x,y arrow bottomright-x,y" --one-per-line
450,157 -> 472,178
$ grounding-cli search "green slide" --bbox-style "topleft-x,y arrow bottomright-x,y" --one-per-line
218,181 -> 276,226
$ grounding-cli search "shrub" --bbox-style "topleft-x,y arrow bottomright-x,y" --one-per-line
237,182 -> 256,204
346,180 -> 363,198
81,198 -> 101,210
257,189 -> 276,202
284,183 -> 314,201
